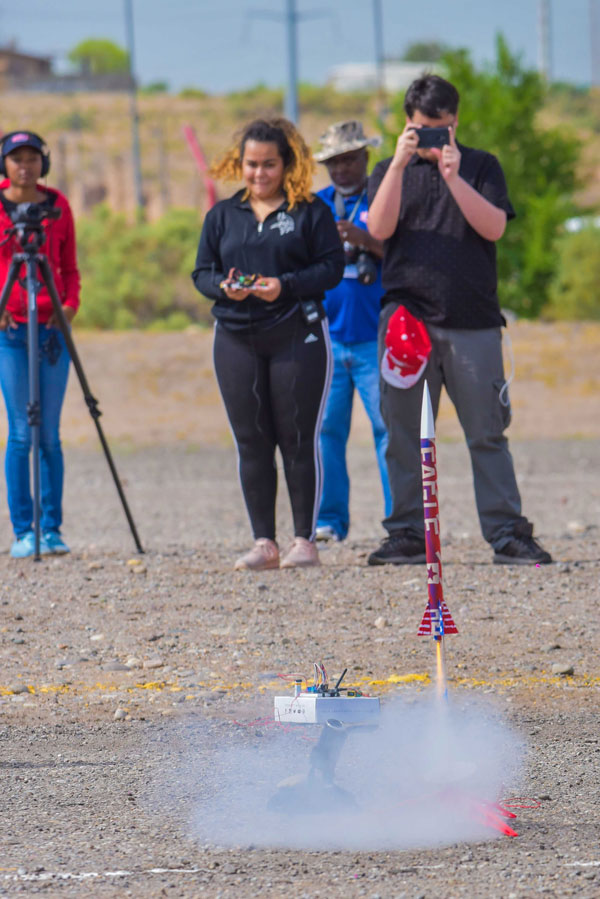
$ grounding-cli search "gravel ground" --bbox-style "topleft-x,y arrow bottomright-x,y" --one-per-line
0,440 -> 599,897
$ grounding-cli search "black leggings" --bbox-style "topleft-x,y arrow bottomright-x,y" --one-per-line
213,310 -> 332,541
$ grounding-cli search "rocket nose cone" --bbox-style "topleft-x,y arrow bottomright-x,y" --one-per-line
420,380 -> 435,439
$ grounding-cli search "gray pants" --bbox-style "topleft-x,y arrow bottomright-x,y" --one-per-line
378,301 -> 525,551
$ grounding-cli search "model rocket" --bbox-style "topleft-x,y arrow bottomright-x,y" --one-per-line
414,384 -> 518,836
417,381 -> 457,695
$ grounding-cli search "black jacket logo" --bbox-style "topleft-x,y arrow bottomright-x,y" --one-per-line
270,212 -> 295,236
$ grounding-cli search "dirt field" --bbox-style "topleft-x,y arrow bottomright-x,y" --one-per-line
0,324 -> 599,897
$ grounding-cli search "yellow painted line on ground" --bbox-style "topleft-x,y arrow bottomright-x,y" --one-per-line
1,671 -> 599,698
0,679 -> 255,697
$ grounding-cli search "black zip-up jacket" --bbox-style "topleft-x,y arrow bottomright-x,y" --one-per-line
192,190 -> 345,332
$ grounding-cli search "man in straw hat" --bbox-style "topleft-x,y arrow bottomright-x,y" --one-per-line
313,120 -> 391,543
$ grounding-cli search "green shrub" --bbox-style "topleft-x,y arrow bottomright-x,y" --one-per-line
76,206 -> 213,329
225,84 -> 284,119
545,227 -> 600,320
68,38 -> 129,75
141,81 -> 170,95
179,86 -> 209,99
146,311 -> 193,331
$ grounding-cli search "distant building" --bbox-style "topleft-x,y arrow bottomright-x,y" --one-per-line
327,61 -> 438,93
0,45 -> 52,89
0,43 -> 133,92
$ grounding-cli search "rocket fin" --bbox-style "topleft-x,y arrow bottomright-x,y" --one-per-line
418,606 -> 432,635
485,800 -> 518,820
418,602 -> 458,636
441,601 -> 458,634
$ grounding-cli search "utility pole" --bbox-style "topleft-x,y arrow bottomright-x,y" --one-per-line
591,0 -> 600,87
124,0 -> 144,218
285,0 -> 299,122
372,0 -> 386,123
250,1 -> 326,123
537,0 -> 553,82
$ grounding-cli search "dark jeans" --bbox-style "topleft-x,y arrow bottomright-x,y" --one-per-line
213,310 -> 332,541
378,301 -> 524,550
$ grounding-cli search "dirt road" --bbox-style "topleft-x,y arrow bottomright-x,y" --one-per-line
0,327 -> 599,897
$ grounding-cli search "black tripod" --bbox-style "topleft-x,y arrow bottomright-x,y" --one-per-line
0,202 -> 143,560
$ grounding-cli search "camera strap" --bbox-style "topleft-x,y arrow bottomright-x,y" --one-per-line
333,189 -> 365,224
334,189 -> 368,281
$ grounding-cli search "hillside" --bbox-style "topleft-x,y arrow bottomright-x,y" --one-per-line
2,84 -> 598,220
0,88 -> 375,219
540,85 -> 600,208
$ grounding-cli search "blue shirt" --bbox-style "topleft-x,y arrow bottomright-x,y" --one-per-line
317,184 -> 383,344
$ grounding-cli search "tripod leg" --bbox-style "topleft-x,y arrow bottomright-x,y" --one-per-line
25,257 -> 42,561
0,258 -> 24,321
37,256 -> 144,554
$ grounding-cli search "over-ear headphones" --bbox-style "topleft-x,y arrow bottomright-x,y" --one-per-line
0,131 -> 51,178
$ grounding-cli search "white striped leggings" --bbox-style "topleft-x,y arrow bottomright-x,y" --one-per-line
213,309 -> 332,541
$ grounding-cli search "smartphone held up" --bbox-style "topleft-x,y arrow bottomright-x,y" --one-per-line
413,126 -> 451,149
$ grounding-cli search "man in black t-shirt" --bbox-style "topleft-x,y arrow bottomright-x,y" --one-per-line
366,74 -> 552,566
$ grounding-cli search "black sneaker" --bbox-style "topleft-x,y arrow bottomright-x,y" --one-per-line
493,521 -> 552,565
367,531 -> 426,566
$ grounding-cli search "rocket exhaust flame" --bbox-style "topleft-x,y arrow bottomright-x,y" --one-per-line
435,639 -> 446,700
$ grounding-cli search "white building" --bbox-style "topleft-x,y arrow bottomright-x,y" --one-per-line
327,61 -> 438,93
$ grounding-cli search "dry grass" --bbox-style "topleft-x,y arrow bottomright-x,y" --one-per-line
3,86 -> 596,219
436,321 -> 600,441
2,91 -> 373,220
0,321 -> 594,450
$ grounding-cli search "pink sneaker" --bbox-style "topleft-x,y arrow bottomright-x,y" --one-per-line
234,538 -> 279,571
280,537 -> 321,569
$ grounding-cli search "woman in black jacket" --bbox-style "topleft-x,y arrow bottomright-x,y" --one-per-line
193,118 -> 344,570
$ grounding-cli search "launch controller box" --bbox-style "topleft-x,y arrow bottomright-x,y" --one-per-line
274,693 -> 380,725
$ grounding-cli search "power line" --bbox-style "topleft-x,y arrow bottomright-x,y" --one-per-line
248,1 -> 328,122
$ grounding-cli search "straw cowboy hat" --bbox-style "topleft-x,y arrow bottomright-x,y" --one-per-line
314,120 -> 382,163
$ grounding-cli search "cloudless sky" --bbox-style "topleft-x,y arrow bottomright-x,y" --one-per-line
0,0 -> 592,91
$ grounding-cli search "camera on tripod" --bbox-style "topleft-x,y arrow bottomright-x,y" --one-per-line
344,244 -> 378,286
10,202 -> 61,227
7,203 -> 61,247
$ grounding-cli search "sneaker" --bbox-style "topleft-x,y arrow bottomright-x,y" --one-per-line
234,538 -> 279,571
367,530 -> 426,566
315,525 -> 341,543
280,537 -> 321,569
41,530 -> 70,555
10,531 -> 36,559
493,522 -> 552,565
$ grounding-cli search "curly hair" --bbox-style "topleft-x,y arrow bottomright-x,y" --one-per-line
209,117 -> 315,209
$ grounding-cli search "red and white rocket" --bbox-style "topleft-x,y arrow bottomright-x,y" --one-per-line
417,382 -> 457,693
415,384 -> 519,836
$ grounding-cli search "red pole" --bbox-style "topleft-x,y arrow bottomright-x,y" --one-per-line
182,124 -> 217,209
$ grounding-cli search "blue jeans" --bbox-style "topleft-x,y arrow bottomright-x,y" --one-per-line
0,324 -> 70,536
318,338 -> 391,539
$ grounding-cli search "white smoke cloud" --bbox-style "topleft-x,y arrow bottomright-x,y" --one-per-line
185,694 -> 524,850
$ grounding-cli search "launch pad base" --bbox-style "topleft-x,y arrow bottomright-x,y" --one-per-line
274,694 -> 379,725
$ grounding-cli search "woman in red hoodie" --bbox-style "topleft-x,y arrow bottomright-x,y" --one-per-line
0,131 -> 80,558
